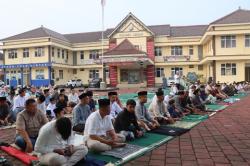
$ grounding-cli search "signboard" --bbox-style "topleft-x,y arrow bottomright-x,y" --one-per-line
0,63 -> 51,69
164,56 -> 190,62
103,57 -> 149,63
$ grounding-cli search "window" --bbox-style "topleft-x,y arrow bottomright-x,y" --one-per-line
89,50 -> 99,59
189,46 -> 193,55
171,67 -> 183,77
221,35 -> 236,48
155,68 -> 164,77
105,68 -> 109,78
189,65 -> 194,68
73,69 -> 77,74
8,49 -> 17,59
89,70 -> 99,79
171,46 -> 182,56
52,47 -> 54,57
198,65 -> 203,71
59,70 -> 64,79
245,35 -> 250,47
35,69 -> 45,79
134,45 -> 140,50
51,69 -> 55,79
62,50 -> 65,59
35,47 -> 44,57
80,68 -> 84,71
66,50 -> 68,59
154,47 -> 162,56
80,51 -> 84,59
221,63 -> 236,76
57,49 -> 60,58
23,48 -> 29,58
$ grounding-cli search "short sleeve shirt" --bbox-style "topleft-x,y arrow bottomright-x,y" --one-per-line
84,111 -> 113,136
16,109 -> 48,137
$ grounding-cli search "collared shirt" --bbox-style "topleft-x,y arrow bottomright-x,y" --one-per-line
148,100 -> 170,118
68,93 -> 79,104
72,103 -> 91,126
135,101 -> 153,123
45,95 -> 50,106
16,109 -> 48,137
13,95 -> 26,110
37,102 -> 46,114
46,103 -> 56,117
34,120 -> 74,154
84,111 -> 113,137
110,101 -> 123,119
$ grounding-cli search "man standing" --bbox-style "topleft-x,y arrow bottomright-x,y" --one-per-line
135,91 -> 160,131
108,92 -> 122,120
35,117 -> 88,166
72,93 -> 91,133
13,88 -> 27,120
84,99 -> 126,152
15,98 -> 48,152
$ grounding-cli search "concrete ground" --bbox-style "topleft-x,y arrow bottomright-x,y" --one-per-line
1,91 -> 250,166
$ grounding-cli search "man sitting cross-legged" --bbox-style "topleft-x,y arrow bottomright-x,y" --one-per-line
35,117 -> 88,166
15,98 -> 48,152
148,90 -> 175,124
114,99 -> 144,141
135,91 -> 160,131
84,99 -> 126,153
108,91 -> 123,121
72,92 -> 91,133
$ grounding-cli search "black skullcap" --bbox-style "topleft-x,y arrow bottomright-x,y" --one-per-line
18,88 -> 25,94
79,92 -> 88,99
60,89 -> 65,93
53,107 -> 64,115
138,91 -> 147,96
108,91 -> 117,96
43,88 -> 49,93
98,99 -> 110,107
156,90 -> 164,96
86,91 -> 93,97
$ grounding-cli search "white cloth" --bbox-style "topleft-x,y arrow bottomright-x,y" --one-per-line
34,120 -> 74,154
174,74 -> 180,84
148,95 -> 171,118
69,93 -> 79,103
13,95 -> 26,110
46,103 -> 56,117
37,102 -> 46,113
110,101 -> 123,119
84,111 -> 113,137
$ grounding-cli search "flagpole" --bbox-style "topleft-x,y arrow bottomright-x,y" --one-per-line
101,0 -> 106,84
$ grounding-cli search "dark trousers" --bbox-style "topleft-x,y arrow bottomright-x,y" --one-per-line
15,135 -> 37,151
73,124 -> 85,133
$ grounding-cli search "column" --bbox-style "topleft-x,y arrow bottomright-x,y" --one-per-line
146,65 -> 155,87
21,68 -> 24,87
3,68 -> 6,84
29,67 -> 32,86
48,66 -> 51,86
109,66 -> 118,87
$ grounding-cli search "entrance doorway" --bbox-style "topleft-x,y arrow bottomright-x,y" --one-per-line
120,69 -> 144,84
245,66 -> 250,82
23,69 -> 31,86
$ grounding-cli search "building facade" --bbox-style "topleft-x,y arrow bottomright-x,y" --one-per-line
1,9 -> 250,87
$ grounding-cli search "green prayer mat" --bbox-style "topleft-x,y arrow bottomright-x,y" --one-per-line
168,120 -> 202,129
181,114 -> 209,122
205,104 -> 227,112
88,133 -> 173,165
230,93 -> 247,99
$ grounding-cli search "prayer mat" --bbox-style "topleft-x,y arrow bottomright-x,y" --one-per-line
74,155 -> 107,166
205,104 -> 227,112
224,98 -> 240,103
168,121 -> 201,129
101,144 -> 143,159
181,114 -> 209,122
0,146 -> 38,165
150,126 -> 190,136
0,124 -> 16,130
89,133 -> 173,165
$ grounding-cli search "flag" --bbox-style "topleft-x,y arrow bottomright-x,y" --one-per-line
101,0 -> 106,7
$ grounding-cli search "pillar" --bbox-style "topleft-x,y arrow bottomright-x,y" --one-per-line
109,66 -> 118,87
21,67 -> 24,87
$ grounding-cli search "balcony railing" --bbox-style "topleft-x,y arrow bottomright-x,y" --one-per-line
79,59 -> 101,65
155,55 -> 191,62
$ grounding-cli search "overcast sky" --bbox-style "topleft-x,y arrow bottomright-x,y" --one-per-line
0,0 -> 250,40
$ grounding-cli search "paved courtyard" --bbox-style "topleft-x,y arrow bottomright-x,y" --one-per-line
1,93 -> 250,166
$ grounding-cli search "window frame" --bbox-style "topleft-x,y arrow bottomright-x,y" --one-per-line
59,70 -> 64,79
245,34 -> 250,47
155,68 -> 164,77
221,35 -> 236,48
189,46 -> 193,55
89,50 -> 99,59
171,46 -> 183,56
80,51 -> 84,59
8,49 -> 17,59
89,69 -> 99,79
221,63 -> 236,76
35,47 -> 44,57
35,69 -> 45,79
154,47 -> 162,56
23,48 -> 29,58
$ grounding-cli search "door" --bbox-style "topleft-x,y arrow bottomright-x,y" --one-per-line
128,70 -> 140,84
245,67 -> 250,82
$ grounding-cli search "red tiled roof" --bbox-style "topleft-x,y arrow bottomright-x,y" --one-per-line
104,39 -> 146,56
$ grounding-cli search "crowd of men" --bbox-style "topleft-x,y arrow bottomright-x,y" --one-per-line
0,80 -> 249,166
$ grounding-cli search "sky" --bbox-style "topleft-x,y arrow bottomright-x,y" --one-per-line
0,0 -> 250,40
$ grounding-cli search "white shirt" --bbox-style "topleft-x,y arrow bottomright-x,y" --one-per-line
110,101 -> 123,119
84,111 -> 113,137
174,74 -> 180,84
34,120 -> 74,154
37,102 -> 46,113
13,95 -> 26,110
46,103 -> 56,117
69,93 -> 79,103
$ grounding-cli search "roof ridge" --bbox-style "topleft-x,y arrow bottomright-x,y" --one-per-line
63,30 -> 103,36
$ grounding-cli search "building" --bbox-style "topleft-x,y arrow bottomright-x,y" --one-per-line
1,8 -> 250,87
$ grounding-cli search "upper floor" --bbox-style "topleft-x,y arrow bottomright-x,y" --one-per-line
1,8 -> 250,66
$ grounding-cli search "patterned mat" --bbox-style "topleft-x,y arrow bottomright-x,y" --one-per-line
168,121 -> 201,129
